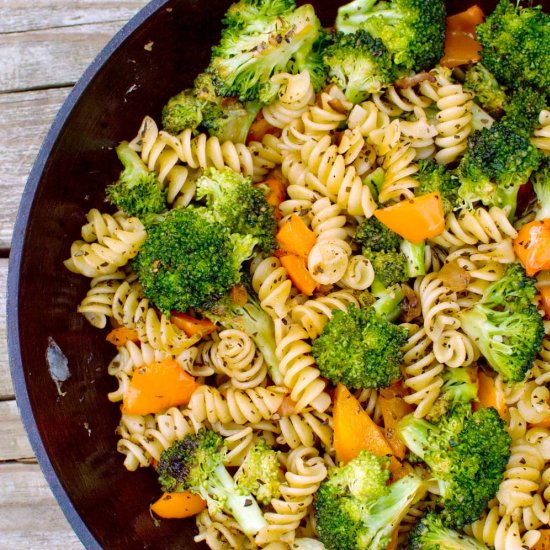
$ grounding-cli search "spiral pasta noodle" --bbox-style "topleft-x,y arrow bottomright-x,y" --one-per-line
378,140 -> 419,203
255,447 -> 327,546
432,69 -> 474,165
531,110 -> 550,153
276,411 -> 332,451
262,71 -> 315,129
188,384 -> 288,425
291,289 -> 358,339
276,323 -> 331,413
251,256 -> 293,320
64,209 -> 146,277
301,85 -> 350,136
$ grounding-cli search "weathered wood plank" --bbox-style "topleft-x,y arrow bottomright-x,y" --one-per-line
0,259 -> 10,399
0,88 -> 70,251
0,21 -> 127,93
0,1 -> 148,34
0,462 -> 84,549
0,400 -> 33,461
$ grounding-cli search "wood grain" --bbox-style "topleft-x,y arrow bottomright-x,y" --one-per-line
0,400 -> 34,461
0,21 -> 129,93
0,89 -> 70,251
0,1 -> 148,34
0,463 -> 83,549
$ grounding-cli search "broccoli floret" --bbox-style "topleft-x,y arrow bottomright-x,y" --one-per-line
323,30 -> 395,103
477,0 -> 550,94
460,304 -> 543,383
335,0 -> 446,74
457,123 -> 541,216
398,404 -> 511,528
426,368 -> 478,422
222,0 -> 295,27
458,262 -> 543,382
416,160 -> 460,215
234,440 -> 283,505
105,142 -> 167,221
133,208 -> 255,315
209,2 -> 321,104
370,249 -> 409,287
481,262 -> 537,313
161,90 -> 203,134
314,451 -> 426,550
463,63 -> 507,117
410,511 -> 489,550
533,156 -> 550,221
312,305 -> 407,389
197,167 -> 277,254
354,216 -> 401,252
501,88 -> 548,139
203,286 -> 283,385
158,429 -> 267,535
296,28 -> 333,92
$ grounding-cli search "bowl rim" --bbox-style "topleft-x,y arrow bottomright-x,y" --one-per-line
7,1 -> 171,547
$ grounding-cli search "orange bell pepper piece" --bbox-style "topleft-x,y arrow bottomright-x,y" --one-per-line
246,111 -> 279,144
333,384 -> 401,474
280,254 -> 317,296
514,220 -> 550,276
374,193 -> 445,244
379,392 -> 415,460
276,214 -> 317,258
150,492 -> 207,519
256,177 -> 286,220
105,327 -> 140,346
170,312 -> 217,338
533,530 -> 550,550
122,358 -> 199,415
441,6 -> 484,68
474,371 -> 507,419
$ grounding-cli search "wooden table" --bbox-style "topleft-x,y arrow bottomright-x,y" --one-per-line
0,3 -> 149,547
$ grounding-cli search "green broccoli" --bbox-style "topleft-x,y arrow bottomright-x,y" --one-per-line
323,29 -> 395,103
457,123 -> 541,216
410,511 -> 489,550
463,63 -> 507,117
312,305 -> 407,389
161,90 -> 203,134
370,249 -> 409,287
208,1 -> 321,104
354,216 -> 401,252
132,208 -> 255,315
197,167 -> 277,254
426,367 -> 478,422
476,0 -> 550,94
158,429 -> 267,535
335,0 -> 446,74
295,28 -> 332,92
416,160 -> 460,215
314,450 -> 426,550
533,156 -> 550,221
105,142 -> 167,221
371,283 -> 405,322
203,286 -> 283,385
400,239 -> 426,278
234,439 -> 283,504
459,262 -> 543,383
481,262 -> 537,313
501,88 -> 548,139
398,404 -> 511,528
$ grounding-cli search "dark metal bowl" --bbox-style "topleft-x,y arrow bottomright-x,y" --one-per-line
7,0 -> 547,548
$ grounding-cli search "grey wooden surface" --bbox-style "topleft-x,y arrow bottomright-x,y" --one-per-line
0,2 -> 149,547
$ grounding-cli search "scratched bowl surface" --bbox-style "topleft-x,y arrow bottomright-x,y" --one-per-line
6,0 -> 548,548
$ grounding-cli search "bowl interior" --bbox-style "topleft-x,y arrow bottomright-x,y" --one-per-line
9,0 -> 548,548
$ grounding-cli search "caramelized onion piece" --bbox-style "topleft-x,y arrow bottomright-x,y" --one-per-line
438,260 -> 471,292
395,72 -> 436,89
400,284 -> 421,323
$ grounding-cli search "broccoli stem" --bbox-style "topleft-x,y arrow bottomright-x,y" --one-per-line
372,283 -> 404,321
116,141 -> 148,181
400,240 -> 426,278
211,463 -> 267,536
